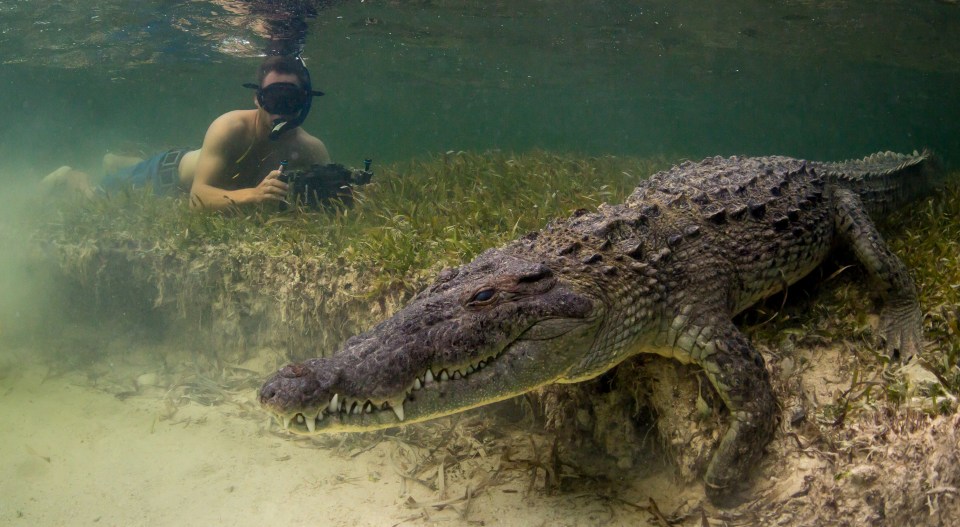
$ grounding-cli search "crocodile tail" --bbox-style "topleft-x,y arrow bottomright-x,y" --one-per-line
813,150 -> 943,216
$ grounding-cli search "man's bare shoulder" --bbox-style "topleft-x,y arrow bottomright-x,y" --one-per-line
292,127 -> 322,145
208,109 -> 257,136
289,128 -> 331,164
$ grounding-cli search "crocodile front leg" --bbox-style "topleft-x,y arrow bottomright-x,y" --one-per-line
834,188 -> 924,360
674,314 -> 778,502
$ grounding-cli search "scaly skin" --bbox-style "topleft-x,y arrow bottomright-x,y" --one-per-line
259,150 -> 941,501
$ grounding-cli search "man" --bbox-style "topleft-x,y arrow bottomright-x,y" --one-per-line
41,55 -> 331,211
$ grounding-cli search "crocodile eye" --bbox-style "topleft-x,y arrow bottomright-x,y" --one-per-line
471,289 -> 496,303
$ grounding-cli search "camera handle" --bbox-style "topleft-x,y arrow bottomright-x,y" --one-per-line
277,160 -> 290,211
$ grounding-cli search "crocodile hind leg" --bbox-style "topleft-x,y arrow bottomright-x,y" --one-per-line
834,188 -> 924,360
673,313 -> 778,502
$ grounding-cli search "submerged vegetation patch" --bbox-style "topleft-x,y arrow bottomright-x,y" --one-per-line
36,150 -> 669,359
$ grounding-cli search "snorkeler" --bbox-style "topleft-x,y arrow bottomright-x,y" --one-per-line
40,55 -> 331,211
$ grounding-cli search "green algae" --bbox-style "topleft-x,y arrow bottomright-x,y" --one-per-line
36,150 -> 669,360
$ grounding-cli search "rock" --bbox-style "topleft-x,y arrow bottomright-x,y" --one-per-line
136,372 -> 159,389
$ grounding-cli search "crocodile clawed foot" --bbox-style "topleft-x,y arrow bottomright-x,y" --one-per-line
879,302 -> 924,362
703,475 -> 750,507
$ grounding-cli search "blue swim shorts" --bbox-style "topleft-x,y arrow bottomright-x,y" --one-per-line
100,148 -> 192,195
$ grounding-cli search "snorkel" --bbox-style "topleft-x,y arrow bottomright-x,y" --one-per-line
244,55 -> 324,141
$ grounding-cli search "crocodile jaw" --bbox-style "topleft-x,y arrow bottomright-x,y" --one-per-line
260,318 -> 601,434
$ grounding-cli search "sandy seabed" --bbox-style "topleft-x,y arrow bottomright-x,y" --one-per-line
2,326 -> 959,527
0,344 -> 693,527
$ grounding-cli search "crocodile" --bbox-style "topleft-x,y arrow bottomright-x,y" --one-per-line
259,150 -> 941,500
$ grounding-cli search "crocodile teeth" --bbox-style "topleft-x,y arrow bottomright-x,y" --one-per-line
389,399 -> 405,421
424,370 -> 435,384
328,394 -> 339,413
305,415 -> 316,432
439,370 -> 450,381
413,378 -> 422,390
452,370 -> 462,380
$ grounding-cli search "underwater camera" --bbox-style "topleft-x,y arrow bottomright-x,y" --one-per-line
277,159 -> 373,210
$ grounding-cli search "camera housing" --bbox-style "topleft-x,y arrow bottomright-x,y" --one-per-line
277,162 -> 373,209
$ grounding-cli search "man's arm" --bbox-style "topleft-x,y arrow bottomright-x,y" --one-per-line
189,114 -> 286,210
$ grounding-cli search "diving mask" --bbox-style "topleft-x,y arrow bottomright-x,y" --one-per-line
245,82 -> 313,115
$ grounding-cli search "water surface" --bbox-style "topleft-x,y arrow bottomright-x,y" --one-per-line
1,0 -> 957,174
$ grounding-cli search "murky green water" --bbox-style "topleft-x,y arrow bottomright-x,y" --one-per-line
1,2 -> 959,525
1,0 -> 958,175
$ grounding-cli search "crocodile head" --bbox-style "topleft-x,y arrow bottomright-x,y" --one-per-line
258,248 -> 602,433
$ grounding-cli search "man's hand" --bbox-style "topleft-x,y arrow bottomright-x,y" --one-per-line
251,168 -> 289,202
